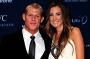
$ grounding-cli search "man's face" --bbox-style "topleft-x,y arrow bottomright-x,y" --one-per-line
23,7 -> 43,33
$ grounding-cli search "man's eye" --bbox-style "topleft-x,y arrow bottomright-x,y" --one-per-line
28,15 -> 32,16
36,16 -> 40,18
36,16 -> 39,17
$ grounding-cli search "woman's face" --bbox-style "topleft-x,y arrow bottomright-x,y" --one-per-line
49,6 -> 63,28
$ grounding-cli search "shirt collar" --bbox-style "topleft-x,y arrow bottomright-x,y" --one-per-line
22,28 -> 40,40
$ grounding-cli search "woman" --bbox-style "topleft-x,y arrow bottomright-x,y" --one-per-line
45,0 -> 84,59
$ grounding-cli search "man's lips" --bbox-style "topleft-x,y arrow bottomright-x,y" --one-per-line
30,22 -> 36,25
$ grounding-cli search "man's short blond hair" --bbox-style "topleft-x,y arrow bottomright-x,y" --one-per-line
25,3 -> 43,14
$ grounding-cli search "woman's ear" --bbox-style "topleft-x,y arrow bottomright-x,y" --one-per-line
22,13 -> 25,21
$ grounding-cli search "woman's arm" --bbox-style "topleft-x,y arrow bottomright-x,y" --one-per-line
71,27 -> 84,59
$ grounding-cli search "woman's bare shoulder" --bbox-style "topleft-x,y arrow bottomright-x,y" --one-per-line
70,27 -> 83,41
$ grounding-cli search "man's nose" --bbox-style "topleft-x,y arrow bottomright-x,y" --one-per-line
32,16 -> 35,21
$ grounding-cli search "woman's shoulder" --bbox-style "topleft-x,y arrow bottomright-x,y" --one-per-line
70,26 -> 82,41
70,26 -> 81,34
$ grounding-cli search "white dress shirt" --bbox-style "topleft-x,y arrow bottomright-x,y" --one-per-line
22,28 -> 45,59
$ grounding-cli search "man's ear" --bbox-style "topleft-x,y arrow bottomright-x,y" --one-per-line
41,16 -> 44,23
22,13 -> 25,21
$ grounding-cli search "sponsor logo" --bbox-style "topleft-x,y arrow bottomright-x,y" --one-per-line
64,0 -> 87,2
0,0 -> 12,3
85,44 -> 90,47
71,15 -> 87,25
0,15 -> 7,22
0,14 -> 14,27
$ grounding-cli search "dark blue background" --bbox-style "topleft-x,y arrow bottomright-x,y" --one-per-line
0,0 -> 89,59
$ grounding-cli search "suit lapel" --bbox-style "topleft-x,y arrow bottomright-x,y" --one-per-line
14,30 -> 28,54
39,28 -> 52,59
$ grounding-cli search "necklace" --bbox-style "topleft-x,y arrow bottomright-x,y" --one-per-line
51,43 -> 60,59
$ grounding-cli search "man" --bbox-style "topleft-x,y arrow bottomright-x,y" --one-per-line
0,3 -> 52,59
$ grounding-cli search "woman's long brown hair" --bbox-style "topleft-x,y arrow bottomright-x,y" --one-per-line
45,0 -> 72,55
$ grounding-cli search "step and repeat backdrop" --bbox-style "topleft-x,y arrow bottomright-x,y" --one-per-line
0,0 -> 89,59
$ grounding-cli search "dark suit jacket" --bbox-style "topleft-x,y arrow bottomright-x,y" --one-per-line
0,28 -> 52,59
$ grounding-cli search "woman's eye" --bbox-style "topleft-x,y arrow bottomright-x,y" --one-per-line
56,13 -> 60,16
49,14 -> 53,16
